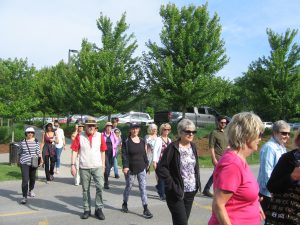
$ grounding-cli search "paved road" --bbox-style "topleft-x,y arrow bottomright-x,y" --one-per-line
0,127 -> 260,225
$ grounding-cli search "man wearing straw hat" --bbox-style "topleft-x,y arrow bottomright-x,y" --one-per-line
71,117 -> 107,220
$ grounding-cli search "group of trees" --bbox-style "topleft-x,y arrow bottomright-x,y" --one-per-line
1,3 -> 299,122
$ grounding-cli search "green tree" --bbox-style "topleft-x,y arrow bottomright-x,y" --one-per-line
237,28 -> 300,121
0,58 -> 38,120
70,13 -> 142,118
143,3 -> 229,115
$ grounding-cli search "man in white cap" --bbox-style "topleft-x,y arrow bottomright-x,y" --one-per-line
70,117 -> 107,220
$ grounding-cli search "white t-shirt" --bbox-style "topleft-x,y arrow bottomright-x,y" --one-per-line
55,128 -> 65,148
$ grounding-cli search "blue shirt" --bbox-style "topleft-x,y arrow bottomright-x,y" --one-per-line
257,137 -> 286,197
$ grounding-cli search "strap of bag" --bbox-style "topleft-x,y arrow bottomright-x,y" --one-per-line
25,139 -> 38,157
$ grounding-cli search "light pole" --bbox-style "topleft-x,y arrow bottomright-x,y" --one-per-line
68,49 -> 79,65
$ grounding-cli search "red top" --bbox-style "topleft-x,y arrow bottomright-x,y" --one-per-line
71,132 -> 107,152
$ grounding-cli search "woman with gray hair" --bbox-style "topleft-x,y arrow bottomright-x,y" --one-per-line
156,119 -> 201,225
208,112 -> 265,225
145,123 -> 158,170
257,120 -> 290,214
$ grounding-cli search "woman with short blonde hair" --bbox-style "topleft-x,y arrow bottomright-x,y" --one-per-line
209,112 -> 265,225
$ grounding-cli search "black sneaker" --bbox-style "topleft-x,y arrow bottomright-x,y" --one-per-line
20,197 -> 27,204
95,208 -> 105,220
143,208 -> 153,219
121,202 -> 128,213
104,183 -> 109,189
115,174 -> 120,179
81,211 -> 91,219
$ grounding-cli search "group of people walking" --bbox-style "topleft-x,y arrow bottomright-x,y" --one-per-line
17,112 -> 300,225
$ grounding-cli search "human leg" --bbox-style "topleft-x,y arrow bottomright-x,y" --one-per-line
166,193 -> 188,225
44,155 -> 50,181
80,169 -> 92,212
202,173 -> 213,197
104,149 -> 112,189
28,166 -> 37,194
113,156 -> 119,178
122,172 -> 135,212
183,191 -> 196,220
49,156 -> 55,180
20,164 -> 30,198
75,156 -> 80,185
92,167 -> 105,220
137,170 -> 152,219
55,147 -> 63,171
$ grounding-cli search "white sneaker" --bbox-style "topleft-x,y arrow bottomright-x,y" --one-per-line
28,191 -> 36,197
20,197 -> 27,204
55,170 -> 60,174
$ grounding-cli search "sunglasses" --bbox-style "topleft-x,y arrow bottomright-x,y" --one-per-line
88,124 -> 96,128
26,132 -> 34,134
259,132 -> 263,138
183,130 -> 197,135
163,128 -> 171,131
280,131 -> 290,136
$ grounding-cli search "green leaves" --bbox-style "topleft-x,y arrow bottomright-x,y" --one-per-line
144,3 -> 229,112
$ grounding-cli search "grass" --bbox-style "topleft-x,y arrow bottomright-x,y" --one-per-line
0,163 -> 21,181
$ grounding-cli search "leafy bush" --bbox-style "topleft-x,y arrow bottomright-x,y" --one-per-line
0,126 -> 24,143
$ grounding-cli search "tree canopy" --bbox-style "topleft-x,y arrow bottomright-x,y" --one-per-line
143,3 -> 229,113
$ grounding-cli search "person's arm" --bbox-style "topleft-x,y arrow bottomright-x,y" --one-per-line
70,134 -> 80,176
209,132 -> 218,166
62,130 -> 66,150
267,152 -> 297,193
122,138 -> 129,175
153,138 -> 162,170
212,188 -> 233,225
100,134 -> 107,172
40,132 -> 45,150
259,145 -> 275,187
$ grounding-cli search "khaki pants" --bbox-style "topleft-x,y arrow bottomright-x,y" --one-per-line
80,167 -> 104,211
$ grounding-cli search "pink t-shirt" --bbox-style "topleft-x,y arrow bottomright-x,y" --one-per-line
208,150 -> 260,225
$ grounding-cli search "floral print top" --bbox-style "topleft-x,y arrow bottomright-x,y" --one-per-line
178,146 -> 196,192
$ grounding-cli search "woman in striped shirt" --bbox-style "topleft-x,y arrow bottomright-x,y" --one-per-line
18,127 -> 43,204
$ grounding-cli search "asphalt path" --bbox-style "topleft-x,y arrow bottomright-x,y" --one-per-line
0,127 -> 260,225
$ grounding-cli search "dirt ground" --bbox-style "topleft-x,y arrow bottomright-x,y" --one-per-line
0,144 -> 9,154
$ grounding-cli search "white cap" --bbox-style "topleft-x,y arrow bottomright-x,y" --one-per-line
25,127 -> 35,133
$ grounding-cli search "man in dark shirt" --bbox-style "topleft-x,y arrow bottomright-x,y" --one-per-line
202,115 -> 228,197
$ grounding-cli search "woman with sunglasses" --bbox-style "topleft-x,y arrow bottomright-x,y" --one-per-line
156,119 -> 200,225
153,123 -> 172,200
41,122 -> 57,183
265,129 -> 300,225
208,112 -> 265,225
18,127 -> 43,204
257,120 -> 290,214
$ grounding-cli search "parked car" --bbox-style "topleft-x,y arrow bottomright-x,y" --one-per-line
67,115 -> 92,124
292,123 -> 300,130
154,106 -> 230,127
118,112 -> 154,125
263,122 -> 273,129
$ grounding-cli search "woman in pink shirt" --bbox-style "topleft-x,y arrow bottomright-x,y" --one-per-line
208,112 -> 265,225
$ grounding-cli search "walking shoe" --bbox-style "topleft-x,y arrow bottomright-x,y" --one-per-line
115,174 -> 120,179
81,211 -> 91,219
55,170 -> 60,174
28,191 -> 36,197
49,175 -> 54,181
143,208 -> 153,219
202,190 -> 214,198
104,183 -> 109,189
95,208 -> 105,220
20,197 -> 27,204
121,202 -> 128,213
159,194 -> 166,201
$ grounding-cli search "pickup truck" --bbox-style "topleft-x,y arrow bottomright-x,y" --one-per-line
154,106 -> 227,127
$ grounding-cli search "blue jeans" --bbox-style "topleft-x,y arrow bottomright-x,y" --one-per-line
113,156 -> 119,176
55,147 -> 63,168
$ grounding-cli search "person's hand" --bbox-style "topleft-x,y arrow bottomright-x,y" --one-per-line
259,206 -> 266,220
290,167 -> 300,181
71,164 -> 76,177
213,159 -> 218,166
146,166 -> 150,174
39,158 -> 44,167
123,168 -> 129,175
153,162 -> 157,170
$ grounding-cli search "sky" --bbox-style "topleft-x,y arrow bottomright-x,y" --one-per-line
0,0 -> 300,80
